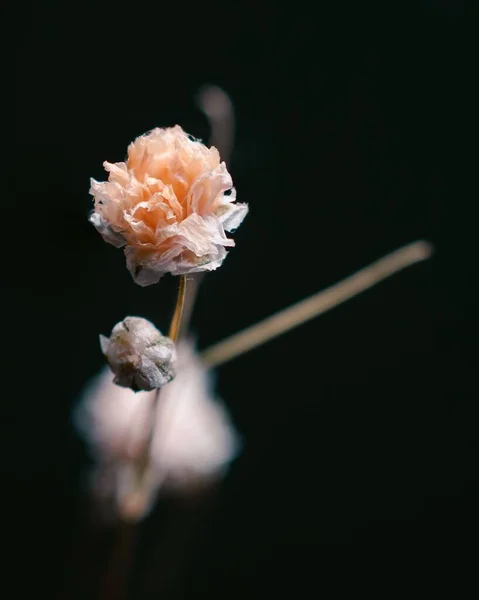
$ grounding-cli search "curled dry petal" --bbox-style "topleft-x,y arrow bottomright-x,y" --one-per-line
89,126 -> 248,285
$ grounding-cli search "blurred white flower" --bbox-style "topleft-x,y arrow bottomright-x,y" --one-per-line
75,341 -> 240,521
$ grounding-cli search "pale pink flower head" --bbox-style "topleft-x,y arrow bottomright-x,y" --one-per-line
75,340 -> 240,521
90,126 -> 248,286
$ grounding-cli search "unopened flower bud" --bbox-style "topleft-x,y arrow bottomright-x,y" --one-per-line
100,316 -> 176,392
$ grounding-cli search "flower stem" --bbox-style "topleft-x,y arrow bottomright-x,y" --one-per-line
168,275 -> 188,342
201,240 -> 434,368
196,85 -> 235,165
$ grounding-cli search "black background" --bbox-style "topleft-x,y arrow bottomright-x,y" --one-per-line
11,3 -> 475,598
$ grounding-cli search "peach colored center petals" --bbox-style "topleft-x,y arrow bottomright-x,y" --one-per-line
89,126 -> 248,285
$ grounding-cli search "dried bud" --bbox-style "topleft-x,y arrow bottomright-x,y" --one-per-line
100,317 -> 176,391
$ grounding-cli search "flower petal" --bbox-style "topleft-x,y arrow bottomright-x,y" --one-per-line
215,201 -> 249,232
89,212 -> 127,248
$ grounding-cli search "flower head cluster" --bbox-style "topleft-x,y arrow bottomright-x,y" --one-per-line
90,126 -> 248,286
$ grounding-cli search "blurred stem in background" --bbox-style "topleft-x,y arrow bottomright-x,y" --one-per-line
196,85 -> 235,165
201,240 -> 434,368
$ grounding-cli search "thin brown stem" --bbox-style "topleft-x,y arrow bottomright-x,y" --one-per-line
201,240 -> 434,368
168,275 -> 188,342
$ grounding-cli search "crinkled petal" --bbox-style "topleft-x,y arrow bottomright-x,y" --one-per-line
89,212 -> 127,248
123,211 -> 154,239
215,201 -> 249,232
186,162 -> 233,214
104,161 -> 130,186
175,214 -> 233,258
160,184 -> 183,220
168,246 -> 228,277
125,244 -> 185,286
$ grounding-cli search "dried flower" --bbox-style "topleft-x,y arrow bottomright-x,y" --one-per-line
149,341 -> 239,491
75,341 -> 240,520
89,126 -> 248,286
100,316 -> 176,392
